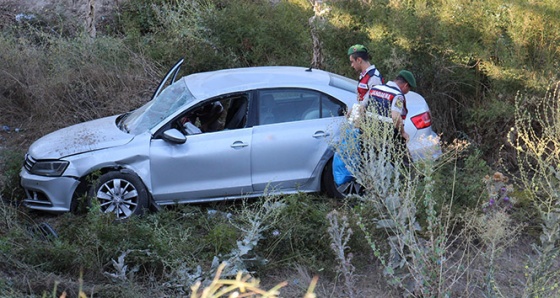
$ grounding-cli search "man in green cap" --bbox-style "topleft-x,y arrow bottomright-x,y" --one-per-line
347,44 -> 384,103
364,70 -> 417,164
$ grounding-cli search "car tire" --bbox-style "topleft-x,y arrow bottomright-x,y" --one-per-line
322,158 -> 364,199
88,171 -> 148,220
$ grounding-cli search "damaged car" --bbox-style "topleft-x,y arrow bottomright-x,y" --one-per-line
20,58 -> 441,219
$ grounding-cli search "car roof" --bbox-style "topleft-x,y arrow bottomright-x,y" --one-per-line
181,66 -> 356,100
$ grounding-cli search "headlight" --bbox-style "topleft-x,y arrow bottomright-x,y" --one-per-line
29,160 -> 69,177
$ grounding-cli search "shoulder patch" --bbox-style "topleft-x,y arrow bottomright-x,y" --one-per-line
395,97 -> 404,109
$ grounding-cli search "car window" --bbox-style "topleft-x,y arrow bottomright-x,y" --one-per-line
257,89 -> 345,125
170,94 -> 249,135
223,95 -> 249,130
320,95 -> 346,118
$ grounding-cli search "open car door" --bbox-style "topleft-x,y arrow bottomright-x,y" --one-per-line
151,57 -> 185,101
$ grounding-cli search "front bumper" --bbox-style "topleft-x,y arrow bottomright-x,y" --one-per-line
20,168 -> 80,213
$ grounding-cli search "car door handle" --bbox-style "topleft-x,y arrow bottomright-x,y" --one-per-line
231,141 -> 249,148
312,131 -> 330,138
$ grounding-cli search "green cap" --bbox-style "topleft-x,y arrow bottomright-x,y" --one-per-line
347,44 -> 368,56
398,70 -> 417,88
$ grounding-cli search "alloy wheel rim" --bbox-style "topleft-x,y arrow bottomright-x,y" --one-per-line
96,178 -> 139,219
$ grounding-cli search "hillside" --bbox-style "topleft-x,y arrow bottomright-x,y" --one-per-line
1,0 -> 559,297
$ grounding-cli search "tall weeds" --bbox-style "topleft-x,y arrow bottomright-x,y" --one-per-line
331,108 -> 461,296
326,210 -> 356,298
509,84 -> 560,298
0,31 -> 158,141
328,105 -> 537,297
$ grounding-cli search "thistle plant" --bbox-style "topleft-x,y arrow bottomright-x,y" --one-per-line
157,194 -> 286,294
471,208 -> 524,297
481,172 -> 515,213
470,171 -> 522,296
335,104 -> 468,297
220,194 -> 286,277
509,84 -> 560,298
103,250 -> 141,282
326,210 -> 356,298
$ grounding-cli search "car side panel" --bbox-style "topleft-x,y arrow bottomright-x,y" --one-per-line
149,128 -> 253,202
250,117 -> 339,192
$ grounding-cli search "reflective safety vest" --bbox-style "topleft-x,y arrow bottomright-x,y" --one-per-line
367,84 -> 407,119
357,68 -> 383,102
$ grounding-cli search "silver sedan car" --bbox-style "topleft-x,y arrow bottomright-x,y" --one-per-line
20,59 -> 441,219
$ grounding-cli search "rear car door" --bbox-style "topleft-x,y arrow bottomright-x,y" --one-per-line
250,89 -> 345,192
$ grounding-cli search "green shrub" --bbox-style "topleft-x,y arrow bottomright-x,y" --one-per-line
51,207 -> 205,280
431,147 -> 490,210
0,150 -> 25,201
205,0 -> 311,67
118,0 -> 313,70
117,0 -> 217,66
199,209 -> 240,257
258,193 -> 334,271
118,0 -> 173,35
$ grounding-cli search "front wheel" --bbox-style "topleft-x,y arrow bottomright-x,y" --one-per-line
322,159 -> 363,199
88,171 -> 148,220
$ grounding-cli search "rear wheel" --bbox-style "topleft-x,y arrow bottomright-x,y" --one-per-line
88,171 -> 148,220
322,159 -> 363,199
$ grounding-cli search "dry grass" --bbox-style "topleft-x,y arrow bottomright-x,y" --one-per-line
0,0 -> 159,149
1,1 -> 559,297
0,38 -> 159,148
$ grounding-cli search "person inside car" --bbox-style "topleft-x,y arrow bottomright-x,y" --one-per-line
191,101 -> 224,132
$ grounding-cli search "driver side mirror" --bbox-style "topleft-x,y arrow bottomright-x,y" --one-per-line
162,128 -> 186,144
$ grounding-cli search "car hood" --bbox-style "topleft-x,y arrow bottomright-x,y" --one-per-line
28,115 -> 134,159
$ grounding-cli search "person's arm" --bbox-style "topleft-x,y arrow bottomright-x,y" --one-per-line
391,110 -> 409,141
391,95 -> 409,141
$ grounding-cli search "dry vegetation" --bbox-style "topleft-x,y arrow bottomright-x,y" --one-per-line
0,0 -> 160,148
1,0 -> 559,297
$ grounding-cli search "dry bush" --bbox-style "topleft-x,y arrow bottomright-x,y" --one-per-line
331,106 -> 540,297
0,32 -> 159,147
470,209 -> 525,296
509,84 -> 560,297
0,1 -> 158,148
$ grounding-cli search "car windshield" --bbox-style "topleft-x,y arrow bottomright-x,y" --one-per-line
120,80 -> 195,134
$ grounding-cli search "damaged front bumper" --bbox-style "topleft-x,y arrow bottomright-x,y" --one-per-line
20,168 -> 79,213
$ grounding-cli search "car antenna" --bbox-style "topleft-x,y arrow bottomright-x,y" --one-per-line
305,67 -> 312,72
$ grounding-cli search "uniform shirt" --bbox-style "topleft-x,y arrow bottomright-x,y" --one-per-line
357,65 -> 383,102
366,81 -> 407,120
